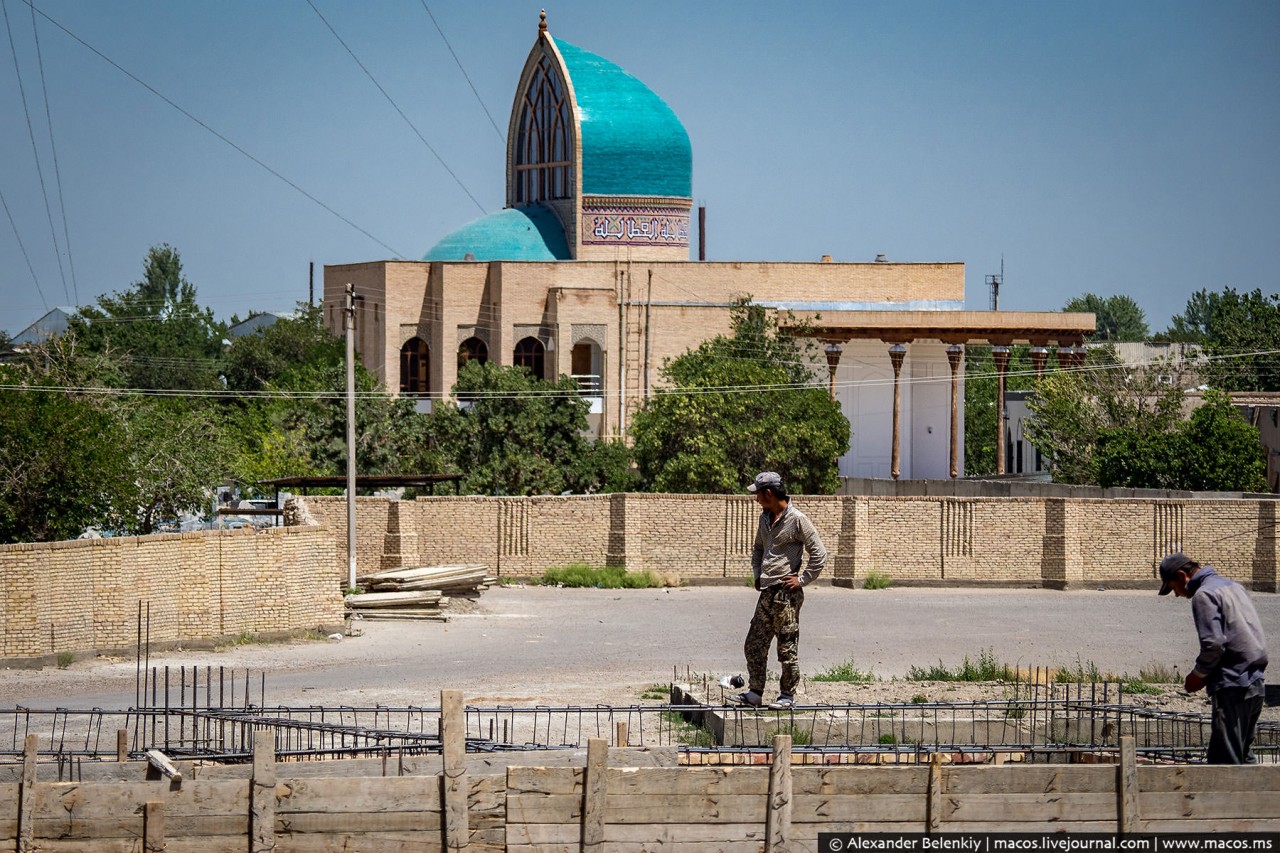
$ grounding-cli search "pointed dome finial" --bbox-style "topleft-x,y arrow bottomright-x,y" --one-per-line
539,9 -> 547,32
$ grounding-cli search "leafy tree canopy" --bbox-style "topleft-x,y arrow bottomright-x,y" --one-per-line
426,361 -> 628,496
1094,390 -> 1266,492
629,302 -> 849,494
68,244 -> 225,390
1063,293 -> 1150,342
1167,287 -> 1280,392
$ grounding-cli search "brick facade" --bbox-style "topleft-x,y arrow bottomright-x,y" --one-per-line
298,495 -> 1280,593
0,526 -> 344,665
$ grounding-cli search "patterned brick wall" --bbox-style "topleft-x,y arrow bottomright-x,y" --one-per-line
289,495 -> 1279,593
0,526 -> 344,664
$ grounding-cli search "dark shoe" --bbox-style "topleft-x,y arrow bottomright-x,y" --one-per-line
769,694 -> 795,709
730,690 -> 763,707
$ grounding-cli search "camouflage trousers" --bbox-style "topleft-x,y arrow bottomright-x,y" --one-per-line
744,585 -> 804,697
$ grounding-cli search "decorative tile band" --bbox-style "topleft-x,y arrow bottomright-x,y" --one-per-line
582,204 -> 690,247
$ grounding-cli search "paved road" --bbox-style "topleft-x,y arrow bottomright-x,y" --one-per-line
2,585 -> 1277,709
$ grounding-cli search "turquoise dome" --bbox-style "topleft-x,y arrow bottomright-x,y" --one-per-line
423,205 -> 570,261
554,38 -> 692,199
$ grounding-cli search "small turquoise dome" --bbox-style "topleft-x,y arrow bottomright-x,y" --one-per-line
555,38 -> 692,199
423,205 -> 570,261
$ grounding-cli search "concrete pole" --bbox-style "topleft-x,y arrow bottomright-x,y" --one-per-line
947,344 -> 963,479
889,344 -> 906,480
344,283 -> 358,591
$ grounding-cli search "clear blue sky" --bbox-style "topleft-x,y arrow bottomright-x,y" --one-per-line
2,0 -> 1277,337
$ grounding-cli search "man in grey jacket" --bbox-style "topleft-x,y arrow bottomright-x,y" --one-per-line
1158,552 -> 1269,764
732,471 -> 827,710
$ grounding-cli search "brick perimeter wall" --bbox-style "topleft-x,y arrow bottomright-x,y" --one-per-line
292,495 -> 1279,593
0,526 -> 344,664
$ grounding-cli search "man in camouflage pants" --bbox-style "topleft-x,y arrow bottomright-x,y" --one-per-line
733,472 -> 827,710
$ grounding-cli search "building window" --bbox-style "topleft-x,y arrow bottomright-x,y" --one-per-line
571,340 -> 602,395
458,336 -> 489,370
513,336 -> 545,380
514,54 -> 573,204
399,337 -> 429,396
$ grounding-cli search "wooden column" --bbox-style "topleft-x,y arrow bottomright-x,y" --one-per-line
18,734 -> 37,853
250,727 -> 276,853
992,346 -> 1011,475
582,738 -> 609,851
144,801 -> 165,853
1030,346 -> 1048,378
441,689 -> 469,850
1118,736 -> 1140,834
823,341 -> 843,401
766,734 -> 792,852
926,751 -> 944,833
946,345 -> 963,479
889,344 -> 906,480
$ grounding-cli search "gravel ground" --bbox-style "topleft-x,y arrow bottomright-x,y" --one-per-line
2,585 -> 1277,715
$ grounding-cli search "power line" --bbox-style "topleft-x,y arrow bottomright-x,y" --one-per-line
21,0 -> 407,259
28,0 -> 76,304
2,0 -> 69,303
0,182 -> 47,312
418,0 -> 505,145
306,0 -> 486,215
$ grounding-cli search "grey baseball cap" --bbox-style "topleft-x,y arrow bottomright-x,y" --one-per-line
747,472 -> 783,493
1157,552 -> 1196,595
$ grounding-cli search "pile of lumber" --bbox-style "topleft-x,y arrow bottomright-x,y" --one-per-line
346,564 -> 494,621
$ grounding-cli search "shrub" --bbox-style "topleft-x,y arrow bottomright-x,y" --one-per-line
862,571 -> 891,590
537,563 -> 662,589
812,659 -> 876,682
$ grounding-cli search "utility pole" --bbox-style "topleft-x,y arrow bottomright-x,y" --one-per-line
344,283 -> 362,590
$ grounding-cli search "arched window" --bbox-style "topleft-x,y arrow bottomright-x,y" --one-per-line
514,54 -> 573,204
399,337 -> 429,396
457,336 -> 489,370
513,336 -> 545,380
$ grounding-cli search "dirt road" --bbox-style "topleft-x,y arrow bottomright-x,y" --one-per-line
2,585 -> 1276,710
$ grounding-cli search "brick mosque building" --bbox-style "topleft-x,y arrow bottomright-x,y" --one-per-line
325,13 -> 1092,480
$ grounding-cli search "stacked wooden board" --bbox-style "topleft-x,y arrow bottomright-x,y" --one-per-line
345,564 -> 494,621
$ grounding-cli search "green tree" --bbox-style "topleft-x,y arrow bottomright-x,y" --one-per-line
1025,346 -> 1189,485
1063,293 -> 1150,342
426,361 -> 605,495
963,346 -> 1037,476
0,338 -> 127,542
1094,391 -> 1266,492
1167,287 -> 1280,392
628,302 -> 848,493
68,244 -> 225,390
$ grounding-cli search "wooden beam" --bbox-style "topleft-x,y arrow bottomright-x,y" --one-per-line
1118,736 -> 1139,834
441,689 -> 469,850
145,750 -> 183,785
18,734 -> 36,853
766,734 -> 792,852
250,728 -> 276,853
615,721 -> 628,749
143,801 -> 165,853
582,738 -> 608,851
927,752 -> 943,833
116,729 -> 128,763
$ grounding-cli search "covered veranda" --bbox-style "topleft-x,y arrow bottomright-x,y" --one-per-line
782,310 -> 1096,480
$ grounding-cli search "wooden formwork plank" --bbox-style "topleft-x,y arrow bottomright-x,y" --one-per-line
33,780 -> 248,819
1138,791 -> 1280,820
943,792 -> 1119,823
1138,818 -> 1280,833
19,733 -> 36,853
941,765 -> 1116,794
505,766 -> 583,795
603,766 -> 930,797
582,738 -> 608,851
30,815 -> 248,839
795,793 -> 927,823
251,728 -> 276,853
765,734 -> 791,853
0,779 -> 18,840
1119,736 -> 1139,833
32,840 -> 247,853
789,821 -> 931,836
795,767 -> 931,795
507,821 -> 769,849
274,775 -> 442,813
269,833 -> 444,852
277,811 -> 443,834
1139,764 -> 1280,793
939,821 -> 1119,833
440,689 -> 467,851
143,801 -> 163,853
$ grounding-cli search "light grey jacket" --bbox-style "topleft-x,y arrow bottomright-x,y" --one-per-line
752,504 -> 827,589
1187,566 -> 1269,695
